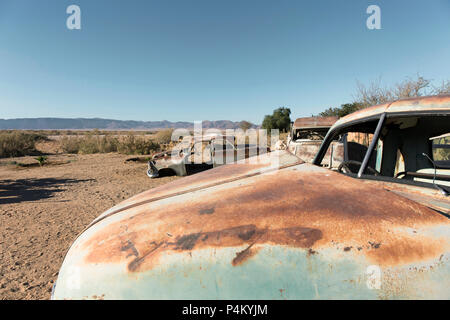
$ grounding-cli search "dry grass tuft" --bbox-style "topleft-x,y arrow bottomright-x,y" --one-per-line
0,131 -> 47,158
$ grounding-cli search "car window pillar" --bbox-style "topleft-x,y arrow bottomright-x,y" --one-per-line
357,113 -> 386,178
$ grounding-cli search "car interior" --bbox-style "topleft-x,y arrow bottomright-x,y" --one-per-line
319,114 -> 450,191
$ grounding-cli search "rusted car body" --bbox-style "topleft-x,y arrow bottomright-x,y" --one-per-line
288,116 -> 338,163
53,95 -> 450,299
147,135 -> 269,178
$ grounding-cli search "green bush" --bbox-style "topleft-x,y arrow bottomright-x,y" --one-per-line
0,131 -> 47,158
35,155 -> 48,166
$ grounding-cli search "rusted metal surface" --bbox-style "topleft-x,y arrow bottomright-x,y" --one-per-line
54,160 -> 450,299
82,165 -> 449,268
293,116 -> 338,129
53,96 -> 450,300
387,95 -> 450,113
333,95 -> 450,129
333,104 -> 389,127
365,179 -> 450,214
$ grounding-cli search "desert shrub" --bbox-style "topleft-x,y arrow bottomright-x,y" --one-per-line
77,136 -> 99,154
61,135 -> 118,154
60,136 -> 82,153
154,129 -> 174,144
80,135 -> 118,154
60,134 -> 118,154
0,131 -> 47,158
117,135 -> 160,155
60,133 -> 160,155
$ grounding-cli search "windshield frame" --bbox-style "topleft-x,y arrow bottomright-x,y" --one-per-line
313,110 -> 450,191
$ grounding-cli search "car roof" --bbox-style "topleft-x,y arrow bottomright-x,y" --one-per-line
293,116 -> 338,129
331,95 -> 450,130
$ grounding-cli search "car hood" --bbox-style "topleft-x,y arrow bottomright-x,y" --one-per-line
53,150 -> 450,299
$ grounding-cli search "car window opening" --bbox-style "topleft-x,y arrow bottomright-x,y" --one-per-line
317,114 -> 450,192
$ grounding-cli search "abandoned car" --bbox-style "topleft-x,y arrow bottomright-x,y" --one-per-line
53,95 -> 449,299
147,134 -> 269,178
287,116 -> 338,162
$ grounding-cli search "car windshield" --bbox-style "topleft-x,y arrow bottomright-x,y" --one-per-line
292,128 -> 328,141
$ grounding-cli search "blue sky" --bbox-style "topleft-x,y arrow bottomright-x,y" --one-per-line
0,0 -> 449,123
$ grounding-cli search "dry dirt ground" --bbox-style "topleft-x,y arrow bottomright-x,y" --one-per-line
0,153 -> 179,300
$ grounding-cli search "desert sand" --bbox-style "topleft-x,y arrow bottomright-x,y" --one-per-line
0,153 -> 179,299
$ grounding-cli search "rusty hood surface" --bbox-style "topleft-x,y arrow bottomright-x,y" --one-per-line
53,150 -> 450,300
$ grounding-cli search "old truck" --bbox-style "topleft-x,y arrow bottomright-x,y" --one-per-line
147,134 -> 269,178
287,116 -> 338,162
53,95 -> 450,299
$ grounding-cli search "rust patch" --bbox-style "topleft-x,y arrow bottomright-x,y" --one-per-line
199,207 -> 215,215
128,241 -> 164,272
121,240 -> 139,258
232,243 -> 259,266
175,233 -> 201,250
365,237 -> 447,266
293,116 -> 338,129
81,166 -> 450,271
85,224 -> 322,272
368,241 -> 381,249
387,95 -> 450,111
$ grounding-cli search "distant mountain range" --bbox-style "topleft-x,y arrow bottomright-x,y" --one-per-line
0,118 -> 257,130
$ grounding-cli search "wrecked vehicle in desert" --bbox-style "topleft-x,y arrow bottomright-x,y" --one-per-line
147,134 -> 269,178
287,116 -> 338,162
53,95 -> 450,299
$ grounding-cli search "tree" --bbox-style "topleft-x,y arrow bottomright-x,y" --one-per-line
239,121 -> 253,131
432,80 -> 450,95
354,74 -> 450,108
318,75 -> 450,118
262,107 -> 291,132
318,102 -> 363,117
